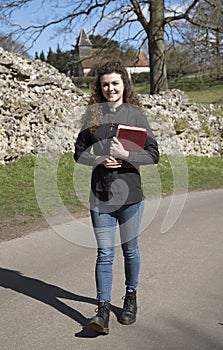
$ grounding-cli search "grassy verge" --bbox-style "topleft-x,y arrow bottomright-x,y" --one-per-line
1,77 -> 222,236
169,78 -> 223,105
134,77 -> 223,106
0,153 -> 222,228
80,77 -> 223,106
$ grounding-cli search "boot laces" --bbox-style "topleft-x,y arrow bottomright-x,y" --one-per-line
124,297 -> 131,311
123,292 -> 135,311
96,303 -> 109,318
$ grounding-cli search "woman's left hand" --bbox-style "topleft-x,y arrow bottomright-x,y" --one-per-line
110,137 -> 129,160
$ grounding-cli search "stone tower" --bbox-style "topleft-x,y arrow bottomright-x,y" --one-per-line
76,28 -> 92,57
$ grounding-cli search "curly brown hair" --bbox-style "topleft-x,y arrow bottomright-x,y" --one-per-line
84,60 -> 142,132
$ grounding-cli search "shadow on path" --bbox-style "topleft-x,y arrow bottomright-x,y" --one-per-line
0,267 -> 122,338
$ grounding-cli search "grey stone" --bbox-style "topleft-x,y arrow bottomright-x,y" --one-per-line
0,47 -> 222,164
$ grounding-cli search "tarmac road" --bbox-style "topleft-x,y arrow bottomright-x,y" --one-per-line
0,189 -> 223,350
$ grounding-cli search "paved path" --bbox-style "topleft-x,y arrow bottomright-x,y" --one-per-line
0,189 -> 223,350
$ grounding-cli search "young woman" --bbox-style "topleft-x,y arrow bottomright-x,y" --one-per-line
74,60 -> 159,335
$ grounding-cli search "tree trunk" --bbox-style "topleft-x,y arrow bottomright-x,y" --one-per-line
215,31 -> 221,79
148,0 -> 168,94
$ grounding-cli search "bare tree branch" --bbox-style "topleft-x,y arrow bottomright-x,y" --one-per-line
0,0 -> 222,93
164,0 -> 200,24
130,0 -> 150,31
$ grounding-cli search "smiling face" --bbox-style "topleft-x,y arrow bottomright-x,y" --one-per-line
100,72 -> 125,107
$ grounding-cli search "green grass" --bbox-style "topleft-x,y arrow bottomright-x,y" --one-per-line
169,78 -> 223,105
0,157 -> 39,218
134,77 -> 223,106
134,82 -> 151,95
1,77 -> 223,231
0,154 -> 222,227
186,156 -> 223,190
80,77 -> 223,106
186,86 -> 223,105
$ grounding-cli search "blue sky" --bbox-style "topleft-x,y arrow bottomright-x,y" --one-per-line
2,0 -> 83,57
2,0 -> 137,57
1,0 -> 186,58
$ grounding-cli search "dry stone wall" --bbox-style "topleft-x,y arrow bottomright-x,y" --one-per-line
141,91 -> 223,157
0,47 -> 88,164
0,47 -> 222,164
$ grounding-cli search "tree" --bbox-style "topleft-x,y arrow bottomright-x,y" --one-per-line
46,48 -> 55,66
54,44 -> 68,73
0,1 -> 222,94
0,31 -> 27,55
166,47 -> 197,79
89,34 -> 120,51
44,46 -> 74,75
39,50 -> 46,61
183,0 -> 223,79
89,34 -> 140,64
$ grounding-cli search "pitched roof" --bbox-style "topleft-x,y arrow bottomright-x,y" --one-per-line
77,28 -> 92,47
124,51 -> 149,67
80,49 -> 149,69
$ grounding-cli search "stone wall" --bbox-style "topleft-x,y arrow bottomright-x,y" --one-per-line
141,91 -> 223,157
0,47 -> 222,164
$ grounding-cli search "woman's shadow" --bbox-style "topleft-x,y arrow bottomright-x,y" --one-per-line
0,267 -> 122,338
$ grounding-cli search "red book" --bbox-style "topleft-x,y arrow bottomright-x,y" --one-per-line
116,124 -> 148,152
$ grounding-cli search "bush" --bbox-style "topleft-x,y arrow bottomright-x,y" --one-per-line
72,76 -> 95,89
131,72 -> 150,84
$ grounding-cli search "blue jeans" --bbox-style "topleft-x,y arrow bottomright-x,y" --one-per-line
90,201 -> 144,302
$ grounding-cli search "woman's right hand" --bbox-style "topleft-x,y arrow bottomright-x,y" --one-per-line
95,156 -> 122,168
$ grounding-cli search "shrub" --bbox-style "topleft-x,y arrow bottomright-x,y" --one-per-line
72,76 -> 95,89
131,72 -> 150,84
